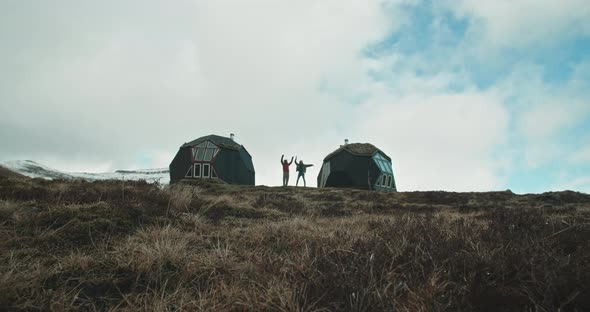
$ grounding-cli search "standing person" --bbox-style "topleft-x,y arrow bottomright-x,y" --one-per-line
281,155 -> 294,186
295,157 -> 314,187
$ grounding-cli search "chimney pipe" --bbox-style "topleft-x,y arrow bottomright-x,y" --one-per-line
345,139 -> 349,145
230,133 -> 235,141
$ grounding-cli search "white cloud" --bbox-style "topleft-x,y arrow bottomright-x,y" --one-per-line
1,0 -> 587,193
494,62 -> 590,169
521,105 -> 575,140
352,79 -> 510,191
570,146 -> 590,164
553,176 -> 590,194
0,0 -> 405,185
445,0 -> 590,49
518,102 -> 578,168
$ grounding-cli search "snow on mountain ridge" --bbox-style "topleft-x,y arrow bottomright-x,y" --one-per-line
1,160 -> 170,185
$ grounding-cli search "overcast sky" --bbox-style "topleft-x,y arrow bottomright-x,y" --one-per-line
1,0 -> 589,193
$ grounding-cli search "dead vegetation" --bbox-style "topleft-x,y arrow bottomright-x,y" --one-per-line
0,174 -> 589,311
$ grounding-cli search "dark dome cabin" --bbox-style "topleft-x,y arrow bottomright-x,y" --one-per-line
169,134 -> 255,185
317,141 -> 397,192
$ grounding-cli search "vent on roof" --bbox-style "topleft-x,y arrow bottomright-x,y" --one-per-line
230,133 -> 235,141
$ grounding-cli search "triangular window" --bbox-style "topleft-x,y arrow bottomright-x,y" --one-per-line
185,166 -> 193,178
207,141 -> 218,149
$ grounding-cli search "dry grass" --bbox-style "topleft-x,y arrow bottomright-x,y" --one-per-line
167,184 -> 202,214
0,175 -> 589,311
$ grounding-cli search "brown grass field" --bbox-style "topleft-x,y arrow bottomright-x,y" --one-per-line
0,173 -> 589,311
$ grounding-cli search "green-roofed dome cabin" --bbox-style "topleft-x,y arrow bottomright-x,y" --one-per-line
317,140 -> 397,192
169,134 -> 255,185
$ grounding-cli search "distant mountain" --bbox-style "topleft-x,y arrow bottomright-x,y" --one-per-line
0,160 -> 169,184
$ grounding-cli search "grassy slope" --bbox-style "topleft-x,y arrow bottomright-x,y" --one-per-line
0,176 -> 589,311
0,165 -> 27,180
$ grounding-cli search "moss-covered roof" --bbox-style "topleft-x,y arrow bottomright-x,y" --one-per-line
323,143 -> 391,161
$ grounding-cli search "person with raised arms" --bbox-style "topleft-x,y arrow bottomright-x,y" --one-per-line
294,156 -> 314,187
280,154 -> 294,186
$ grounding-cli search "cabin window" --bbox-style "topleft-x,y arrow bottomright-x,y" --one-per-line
375,160 -> 385,172
204,149 -> 214,161
194,163 -> 201,178
372,153 -> 393,174
202,164 -> 210,178
387,175 -> 392,188
192,140 -> 220,162
379,160 -> 392,174
195,148 -> 205,161
189,141 -> 221,179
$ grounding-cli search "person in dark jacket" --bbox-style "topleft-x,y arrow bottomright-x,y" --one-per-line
281,155 -> 294,186
294,157 -> 314,187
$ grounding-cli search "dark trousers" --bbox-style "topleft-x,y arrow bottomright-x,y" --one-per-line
296,173 -> 306,187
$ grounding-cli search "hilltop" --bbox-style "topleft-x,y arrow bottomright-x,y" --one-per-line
0,165 -> 27,180
0,174 -> 589,311
0,160 -> 169,184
